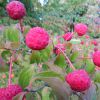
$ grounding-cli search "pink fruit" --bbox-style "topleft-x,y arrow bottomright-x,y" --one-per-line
80,41 -> 84,45
0,88 -> 12,100
65,70 -> 91,92
74,23 -> 88,36
94,48 -> 98,52
6,1 -> 26,20
91,40 -> 98,46
63,32 -> 73,41
7,84 -> 22,97
25,27 -> 49,50
0,96 -> 12,100
54,43 -> 66,55
0,84 -> 22,99
93,51 -> 100,67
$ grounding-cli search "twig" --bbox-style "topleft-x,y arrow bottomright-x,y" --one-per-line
8,56 -> 13,85
57,47 -> 76,71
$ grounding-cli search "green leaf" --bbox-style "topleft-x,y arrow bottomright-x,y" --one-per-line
3,27 -> 20,42
42,87 -> 51,100
18,66 -> 34,89
70,51 -> 79,62
85,60 -> 95,74
30,46 -> 51,64
33,78 -> 71,100
34,71 -> 65,81
30,51 -> 41,64
94,71 -> 100,83
54,54 -> 67,68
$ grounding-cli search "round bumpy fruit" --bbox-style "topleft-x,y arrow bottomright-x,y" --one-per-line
74,23 -> 88,36
65,69 -> 91,92
63,32 -> 73,41
25,27 -> 49,50
7,84 -> 22,97
6,1 -> 26,20
0,84 -> 22,99
53,43 -> 66,55
93,51 -> 100,67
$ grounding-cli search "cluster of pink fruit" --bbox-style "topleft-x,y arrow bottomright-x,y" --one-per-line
5,0 -> 100,95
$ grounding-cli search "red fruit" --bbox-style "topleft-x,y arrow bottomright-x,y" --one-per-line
80,41 -> 84,45
63,32 -> 73,41
0,88 -> 12,100
65,70 -> 91,92
0,85 -> 22,99
6,1 -> 26,20
54,43 -> 66,55
7,84 -> 22,97
0,96 -> 12,100
74,23 -> 88,36
91,40 -> 98,46
93,51 -> 100,67
94,48 -> 98,52
25,27 -> 49,50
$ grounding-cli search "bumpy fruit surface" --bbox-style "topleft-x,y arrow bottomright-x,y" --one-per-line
7,84 -> 22,97
54,43 -> 66,55
63,32 -> 73,41
74,23 -> 88,36
0,84 -> 22,99
65,70 -> 91,92
0,88 -> 12,100
6,1 -> 26,20
25,27 -> 49,50
93,51 -> 100,67
0,96 -> 12,100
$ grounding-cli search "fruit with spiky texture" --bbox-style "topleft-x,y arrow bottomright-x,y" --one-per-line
25,27 -> 49,50
93,51 -> 100,67
65,70 -> 91,92
74,23 -> 88,36
6,1 -> 26,20
63,32 -> 73,41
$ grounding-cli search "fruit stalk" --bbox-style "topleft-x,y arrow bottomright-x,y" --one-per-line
57,47 -> 76,70
8,56 -> 13,85
19,19 -> 23,32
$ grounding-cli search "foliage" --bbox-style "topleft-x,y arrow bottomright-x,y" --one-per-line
0,0 -> 100,100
